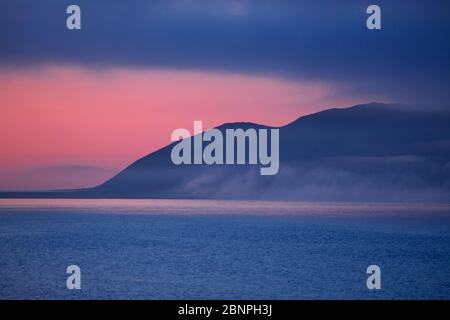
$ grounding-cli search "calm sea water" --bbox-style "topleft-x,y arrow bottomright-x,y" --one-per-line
0,199 -> 449,299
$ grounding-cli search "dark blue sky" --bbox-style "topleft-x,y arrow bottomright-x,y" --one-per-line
1,0 -> 449,105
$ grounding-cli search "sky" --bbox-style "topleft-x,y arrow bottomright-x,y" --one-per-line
0,0 -> 449,190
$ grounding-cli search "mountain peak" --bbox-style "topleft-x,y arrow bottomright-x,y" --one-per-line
2,102 -> 449,202
285,102 -> 397,128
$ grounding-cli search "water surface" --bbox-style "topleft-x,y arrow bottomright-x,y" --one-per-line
0,199 -> 449,299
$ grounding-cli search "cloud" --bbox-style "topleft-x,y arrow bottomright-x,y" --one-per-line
0,165 -> 118,191
172,156 -> 450,202
0,0 -> 449,103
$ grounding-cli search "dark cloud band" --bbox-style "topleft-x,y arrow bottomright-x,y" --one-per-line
1,0 -> 449,104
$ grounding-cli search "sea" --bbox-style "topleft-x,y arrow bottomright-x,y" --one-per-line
0,199 -> 449,299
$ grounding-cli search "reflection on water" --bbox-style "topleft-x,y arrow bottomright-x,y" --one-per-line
0,198 -> 449,217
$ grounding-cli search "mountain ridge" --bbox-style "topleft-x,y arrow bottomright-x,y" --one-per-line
1,102 -> 450,202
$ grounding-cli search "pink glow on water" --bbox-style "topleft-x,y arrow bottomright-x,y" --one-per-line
0,198 -> 448,218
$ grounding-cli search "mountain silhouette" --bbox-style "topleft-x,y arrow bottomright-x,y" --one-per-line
2,103 -> 450,202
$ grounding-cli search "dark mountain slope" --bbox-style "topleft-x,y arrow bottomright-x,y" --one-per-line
89,103 -> 450,201
1,103 -> 449,202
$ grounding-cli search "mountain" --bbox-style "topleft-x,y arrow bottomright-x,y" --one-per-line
2,103 -> 450,202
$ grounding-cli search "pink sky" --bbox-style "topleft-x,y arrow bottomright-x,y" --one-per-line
0,66 -> 366,190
